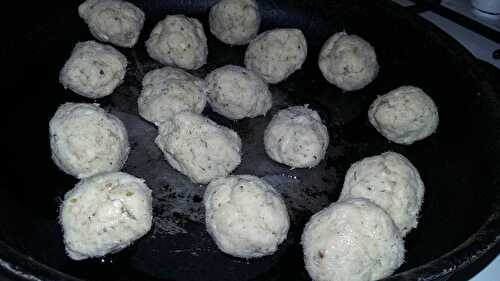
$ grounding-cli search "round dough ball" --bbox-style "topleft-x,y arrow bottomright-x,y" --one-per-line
340,151 -> 425,236
145,15 -> 208,70
78,0 -> 145,48
155,111 -> 242,184
59,41 -> 128,99
49,103 -> 130,179
264,106 -> 329,168
244,28 -> 307,84
368,86 -> 439,145
318,32 -> 378,91
209,0 -> 261,45
138,67 -> 207,125
204,175 -> 289,258
301,198 -> 404,281
60,172 -> 152,260
205,65 -> 272,120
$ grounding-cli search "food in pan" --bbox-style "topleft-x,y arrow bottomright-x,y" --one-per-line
339,151 -> 425,236
318,32 -> 378,91
209,0 -> 261,45
368,85 -> 439,145
204,175 -> 289,258
59,41 -> 128,99
301,198 -> 405,281
155,111 -> 242,184
60,172 -> 152,260
264,105 -> 329,168
78,0 -> 145,48
138,66 -> 207,126
245,28 -> 307,84
205,65 -> 272,120
49,103 -> 129,179
146,15 -> 208,70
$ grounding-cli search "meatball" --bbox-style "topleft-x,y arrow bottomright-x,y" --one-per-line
209,0 -> 261,45
318,32 -> 378,91
301,198 -> 404,281
145,15 -> 208,70
60,172 -> 152,260
245,28 -> 307,84
138,67 -> 207,125
264,106 -> 329,168
155,111 -> 242,184
78,0 -> 145,48
59,41 -> 127,99
204,175 -> 289,258
368,86 -> 439,145
49,103 -> 129,179
340,151 -> 425,236
205,65 -> 272,120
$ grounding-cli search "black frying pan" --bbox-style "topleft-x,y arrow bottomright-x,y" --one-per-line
1,0 -> 499,280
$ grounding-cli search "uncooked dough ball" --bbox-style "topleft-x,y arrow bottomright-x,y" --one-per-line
368,86 -> 439,145
204,175 -> 289,258
145,15 -> 208,70
318,32 -> 378,91
49,103 -> 129,179
138,67 -> 207,125
209,0 -> 261,45
155,111 -> 242,184
264,106 -> 329,168
340,151 -> 425,236
301,198 -> 404,281
205,65 -> 272,120
245,28 -> 307,84
79,0 -> 145,48
59,41 -> 127,99
60,172 -> 152,260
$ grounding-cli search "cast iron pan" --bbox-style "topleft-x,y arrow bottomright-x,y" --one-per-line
1,0 -> 499,280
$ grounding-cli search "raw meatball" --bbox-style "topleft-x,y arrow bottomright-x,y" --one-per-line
145,15 -> 208,70
138,67 -> 207,125
245,28 -> 307,84
209,0 -> 261,45
155,111 -> 242,184
368,86 -> 439,145
205,65 -> 272,120
318,32 -> 378,91
301,198 -> 404,281
204,175 -> 289,258
60,172 -> 152,260
79,0 -> 145,48
264,106 -> 329,168
340,151 -> 425,236
49,103 -> 129,179
59,41 -> 127,99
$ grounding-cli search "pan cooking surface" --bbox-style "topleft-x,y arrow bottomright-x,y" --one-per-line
1,0 -> 499,281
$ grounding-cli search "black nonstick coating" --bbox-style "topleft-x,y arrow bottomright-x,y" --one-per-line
1,0 -> 499,280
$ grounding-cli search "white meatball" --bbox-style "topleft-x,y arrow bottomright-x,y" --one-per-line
301,198 -> 405,281
204,175 -> 289,258
155,111 -> 242,184
368,86 -> 439,145
59,41 -> 128,99
340,151 -> 425,236
205,65 -> 272,120
145,15 -> 208,70
318,32 -> 378,91
209,0 -> 261,45
78,0 -> 145,48
60,172 -> 152,260
264,106 -> 329,168
138,67 -> 207,125
49,103 -> 130,179
245,28 -> 307,84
